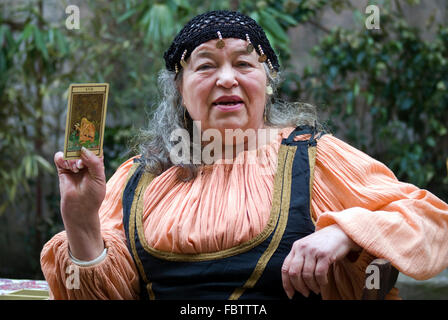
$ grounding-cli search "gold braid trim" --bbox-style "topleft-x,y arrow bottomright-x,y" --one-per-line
229,145 -> 296,300
133,149 -> 292,262
308,146 -> 317,225
128,166 -> 156,299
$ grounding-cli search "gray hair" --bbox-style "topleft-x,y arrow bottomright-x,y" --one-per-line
134,65 -> 320,181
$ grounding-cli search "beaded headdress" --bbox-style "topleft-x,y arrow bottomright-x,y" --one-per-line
163,10 -> 280,77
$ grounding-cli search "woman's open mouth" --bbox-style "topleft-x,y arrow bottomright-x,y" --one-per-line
212,101 -> 244,112
212,96 -> 244,112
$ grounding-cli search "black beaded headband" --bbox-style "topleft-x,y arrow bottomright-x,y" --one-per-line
163,10 -> 280,77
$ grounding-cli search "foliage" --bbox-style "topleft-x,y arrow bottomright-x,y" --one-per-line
292,3 -> 448,200
0,1 -> 71,216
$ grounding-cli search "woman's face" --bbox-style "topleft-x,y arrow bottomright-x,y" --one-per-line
180,38 -> 268,136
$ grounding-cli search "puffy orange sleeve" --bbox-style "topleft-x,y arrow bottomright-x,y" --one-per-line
40,157 -> 140,299
311,134 -> 448,299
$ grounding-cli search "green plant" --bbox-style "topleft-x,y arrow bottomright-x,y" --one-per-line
293,3 -> 448,200
0,2 -> 72,217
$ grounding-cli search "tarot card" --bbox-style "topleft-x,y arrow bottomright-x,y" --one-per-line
63,83 -> 109,159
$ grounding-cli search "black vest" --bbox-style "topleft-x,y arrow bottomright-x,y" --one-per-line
122,126 -> 322,300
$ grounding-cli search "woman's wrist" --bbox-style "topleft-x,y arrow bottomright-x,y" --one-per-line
345,230 -> 362,262
65,222 -> 105,261
69,245 -> 108,266
327,223 -> 362,255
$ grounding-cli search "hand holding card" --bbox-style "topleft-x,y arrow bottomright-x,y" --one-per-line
57,83 -> 109,260
54,146 -> 106,260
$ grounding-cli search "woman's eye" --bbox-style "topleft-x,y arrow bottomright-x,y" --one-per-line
197,64 -> 213,70
237,61 -> 251,67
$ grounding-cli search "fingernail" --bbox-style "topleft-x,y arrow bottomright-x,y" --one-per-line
81,147 -> 91,157
76,160 -> 84,169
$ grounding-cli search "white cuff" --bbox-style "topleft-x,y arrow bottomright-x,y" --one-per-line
69,247 -> 108,267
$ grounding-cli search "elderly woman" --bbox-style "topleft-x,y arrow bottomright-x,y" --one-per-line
41,10 -> 448,300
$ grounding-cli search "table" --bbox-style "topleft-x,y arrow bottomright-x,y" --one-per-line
0,278 -> 49,300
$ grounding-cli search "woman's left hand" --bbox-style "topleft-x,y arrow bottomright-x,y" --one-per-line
281,224 -> 361,299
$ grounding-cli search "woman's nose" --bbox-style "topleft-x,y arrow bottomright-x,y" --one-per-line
216,65 -> 238,88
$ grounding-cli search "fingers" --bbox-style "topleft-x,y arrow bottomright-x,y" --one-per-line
54,148 -> 104,181
54,151 -> 86,174
281,253 -> 296,299
302,255 -> 320,295
282,246 -> 331,299
282,251 -> 311,299
54,152 -> 80,173
80,147 -> 105,180
284,252 -> 310,298
281,226 -> 355,299
314,257 -> 330,288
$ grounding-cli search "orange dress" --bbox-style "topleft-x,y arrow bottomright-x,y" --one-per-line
40,126 -> 448,299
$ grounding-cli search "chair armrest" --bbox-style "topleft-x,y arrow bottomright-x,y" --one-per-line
362,258 -> 399,300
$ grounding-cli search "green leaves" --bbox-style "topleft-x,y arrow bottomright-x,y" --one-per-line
117,7 -> 138,23
294,3 -> 448,199
141,3 -> 175,47
258,8 -> 290,53
15,23 -> 71,61
0,3 -> 74,219
22,154 -> 54,180
0,149 -> 54,216
53,28 -> 69,57
0,25 -> 15,96
33,26 -> 48,60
